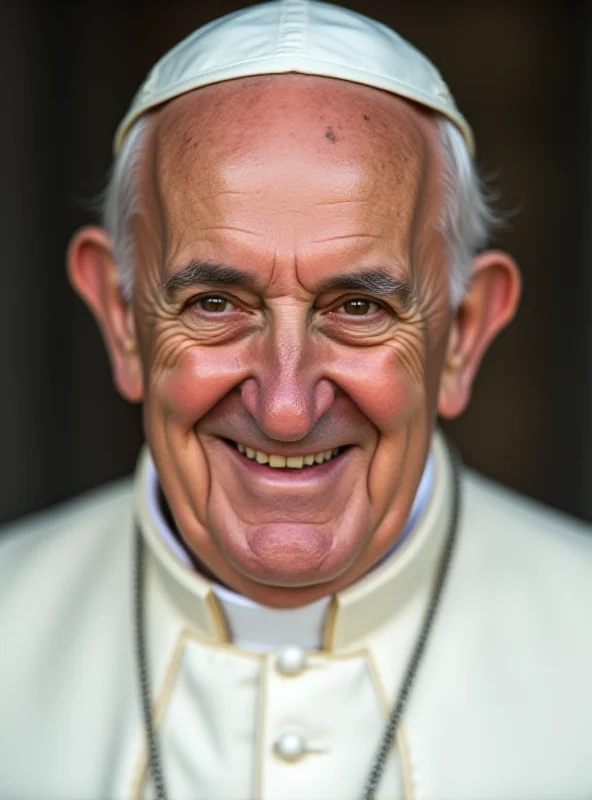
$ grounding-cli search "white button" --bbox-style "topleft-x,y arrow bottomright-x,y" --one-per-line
274,732 -> 307,762
276,645 -> 306,676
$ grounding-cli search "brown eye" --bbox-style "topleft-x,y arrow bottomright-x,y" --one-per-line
340,298 -> 379,316
196,295 -> 235,313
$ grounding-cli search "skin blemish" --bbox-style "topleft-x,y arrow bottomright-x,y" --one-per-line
325,126 -> 338,143
363,114 -> 370,121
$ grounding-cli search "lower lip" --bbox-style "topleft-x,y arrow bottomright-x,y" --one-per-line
220,439 -> 351,482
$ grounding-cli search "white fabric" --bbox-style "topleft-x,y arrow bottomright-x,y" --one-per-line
2,432 -> 592,799
114,0 -> 474,154
147,452 -> 434,651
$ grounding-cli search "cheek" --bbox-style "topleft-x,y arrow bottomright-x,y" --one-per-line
147,345 -> 244,425
332,345 -> 424,433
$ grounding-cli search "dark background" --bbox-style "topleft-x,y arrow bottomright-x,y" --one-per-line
1,0 -> 591,527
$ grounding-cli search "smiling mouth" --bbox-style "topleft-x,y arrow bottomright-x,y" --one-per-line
226,439 -> 345,470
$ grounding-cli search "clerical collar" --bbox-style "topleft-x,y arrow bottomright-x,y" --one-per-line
145,451 -> 434,652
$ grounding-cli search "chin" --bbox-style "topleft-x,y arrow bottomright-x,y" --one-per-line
218,520 -> 364,589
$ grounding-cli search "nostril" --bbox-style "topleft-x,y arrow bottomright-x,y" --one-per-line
314,378 -> 336,421
238,378 -> 259,419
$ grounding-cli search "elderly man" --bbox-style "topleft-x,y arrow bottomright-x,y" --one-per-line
1,1 -> 592,799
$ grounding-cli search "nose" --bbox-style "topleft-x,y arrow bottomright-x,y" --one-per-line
239,325 -> 335,442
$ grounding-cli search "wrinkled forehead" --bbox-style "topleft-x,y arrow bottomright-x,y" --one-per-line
134,75 -> 445,286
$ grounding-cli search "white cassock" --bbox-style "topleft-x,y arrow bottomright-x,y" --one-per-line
1,431 -> 592,800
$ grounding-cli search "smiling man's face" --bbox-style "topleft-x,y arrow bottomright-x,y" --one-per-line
69,75 -> 519,607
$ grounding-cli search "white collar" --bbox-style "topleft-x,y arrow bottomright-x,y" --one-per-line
145,451 -> 434,652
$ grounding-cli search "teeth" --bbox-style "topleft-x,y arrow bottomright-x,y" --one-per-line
236,443 -> 342,469
286,456 -> 304,468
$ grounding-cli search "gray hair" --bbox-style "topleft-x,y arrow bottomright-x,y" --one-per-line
102,114 -> 499,309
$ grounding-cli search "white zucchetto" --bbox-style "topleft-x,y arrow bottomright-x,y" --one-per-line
114,0 -> 474,155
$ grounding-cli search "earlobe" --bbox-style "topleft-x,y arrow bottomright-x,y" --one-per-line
67,226 -> 144,403
438,249 -> 521,419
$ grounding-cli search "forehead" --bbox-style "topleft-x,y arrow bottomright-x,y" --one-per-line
143,75 -> 441,284
157,73 -> 431,152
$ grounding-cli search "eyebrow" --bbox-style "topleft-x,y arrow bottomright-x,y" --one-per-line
162,260 -> 413,309
317,268 -> 413,309
162,260 -> 257,300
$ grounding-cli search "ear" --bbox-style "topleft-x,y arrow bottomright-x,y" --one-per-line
438,249 -> 521,418
67,226 -> 143,402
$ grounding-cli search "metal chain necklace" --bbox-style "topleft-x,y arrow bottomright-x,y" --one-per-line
133,441 -> 461,800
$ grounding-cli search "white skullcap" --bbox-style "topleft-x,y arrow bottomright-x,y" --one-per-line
114,0 -> 473,156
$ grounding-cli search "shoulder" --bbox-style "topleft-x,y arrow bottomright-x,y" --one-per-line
0,478 -> 134,579
0,480 -> 139,795
460,467 -> 592,573
0,478 -> 135,646
453,465 -> 592,661
416,467 -> 592,792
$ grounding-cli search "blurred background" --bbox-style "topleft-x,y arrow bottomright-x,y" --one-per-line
1,0 -> 591,527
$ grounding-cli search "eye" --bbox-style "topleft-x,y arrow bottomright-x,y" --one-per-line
193,294 -> 236,313
338,298 -> 381,316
